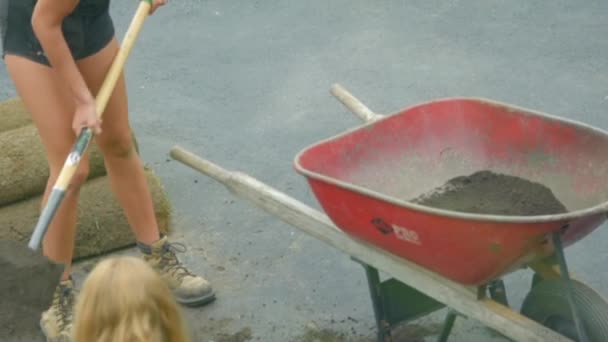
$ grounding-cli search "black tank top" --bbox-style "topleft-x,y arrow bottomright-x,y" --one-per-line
0,0 -> 111,51
2,0 -> 111,16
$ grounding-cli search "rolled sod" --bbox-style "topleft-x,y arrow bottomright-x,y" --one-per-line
0,168 -> 172,260
0,124 -> 139,207
0,98 -> 32,133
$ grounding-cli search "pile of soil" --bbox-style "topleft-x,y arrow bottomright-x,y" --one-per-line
0,240 -> 63,341
411,170 -> 568,216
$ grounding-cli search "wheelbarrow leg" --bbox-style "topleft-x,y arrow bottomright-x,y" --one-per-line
360,261 -> 393,342
354,257 -> 446,341
552,230 -> 590,342
437,310 -> 460,342
488,279 -> 509,307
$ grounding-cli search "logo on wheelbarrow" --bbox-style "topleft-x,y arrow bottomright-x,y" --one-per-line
371,218 -> 421,245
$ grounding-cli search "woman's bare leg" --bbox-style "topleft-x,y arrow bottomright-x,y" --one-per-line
76,37 -> 160,244
5,54 -> 90,281
77,37 -> 215,307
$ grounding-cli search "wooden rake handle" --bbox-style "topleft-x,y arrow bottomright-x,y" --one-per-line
28,0 -> 153,251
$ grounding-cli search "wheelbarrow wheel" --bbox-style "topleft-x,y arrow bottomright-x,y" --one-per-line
520,278 -> 608,342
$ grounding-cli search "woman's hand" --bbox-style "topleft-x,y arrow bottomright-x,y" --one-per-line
72,100 -> 102,136
149,0 -> 168,15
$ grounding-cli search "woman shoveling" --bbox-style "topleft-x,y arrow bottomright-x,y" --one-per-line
1,0 -> 216,340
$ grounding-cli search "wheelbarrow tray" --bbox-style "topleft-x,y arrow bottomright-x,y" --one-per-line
294,97 -> 608,285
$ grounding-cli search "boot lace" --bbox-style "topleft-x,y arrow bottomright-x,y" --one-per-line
158,242 -> 195,281
54,284 -> 74,332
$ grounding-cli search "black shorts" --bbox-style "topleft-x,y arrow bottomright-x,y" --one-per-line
1,0 -> 114,66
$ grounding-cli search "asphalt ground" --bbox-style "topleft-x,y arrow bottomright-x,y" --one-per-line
1,1 -> 607,341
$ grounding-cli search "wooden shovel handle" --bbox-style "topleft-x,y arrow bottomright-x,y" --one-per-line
96,0 -> 152,119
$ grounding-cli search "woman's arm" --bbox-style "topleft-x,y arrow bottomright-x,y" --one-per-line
31,0 -> 95,110
30,0 -> 166,135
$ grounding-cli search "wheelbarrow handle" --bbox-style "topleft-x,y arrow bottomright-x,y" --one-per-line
330,83 -> 385,123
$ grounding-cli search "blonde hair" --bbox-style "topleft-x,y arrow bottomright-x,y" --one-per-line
72,255 -> 190,342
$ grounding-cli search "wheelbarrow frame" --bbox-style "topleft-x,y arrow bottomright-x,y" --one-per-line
168,84 -> 608,342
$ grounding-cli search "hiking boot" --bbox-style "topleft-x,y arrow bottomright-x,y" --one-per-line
40,278 -> 75,342
138,235 -> 216,307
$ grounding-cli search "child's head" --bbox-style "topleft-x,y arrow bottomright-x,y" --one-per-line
72,255 -> 190,342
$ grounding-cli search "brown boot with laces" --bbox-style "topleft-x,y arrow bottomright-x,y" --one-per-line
39,278 -> 75,342
138,235 -> 216,307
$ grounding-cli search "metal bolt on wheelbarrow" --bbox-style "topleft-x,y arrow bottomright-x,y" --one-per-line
171,83 -> 608,342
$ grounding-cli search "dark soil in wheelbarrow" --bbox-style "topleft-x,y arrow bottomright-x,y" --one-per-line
411,170 -> 568,216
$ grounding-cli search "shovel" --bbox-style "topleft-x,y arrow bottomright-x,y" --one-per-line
27,0 -> 154,251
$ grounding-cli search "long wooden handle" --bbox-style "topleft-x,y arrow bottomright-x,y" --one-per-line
28,1 -> 152,251
96,0 -> 151,118
330,83 -> 384,123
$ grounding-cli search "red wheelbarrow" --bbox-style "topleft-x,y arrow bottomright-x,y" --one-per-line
170,84 -> 608,342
